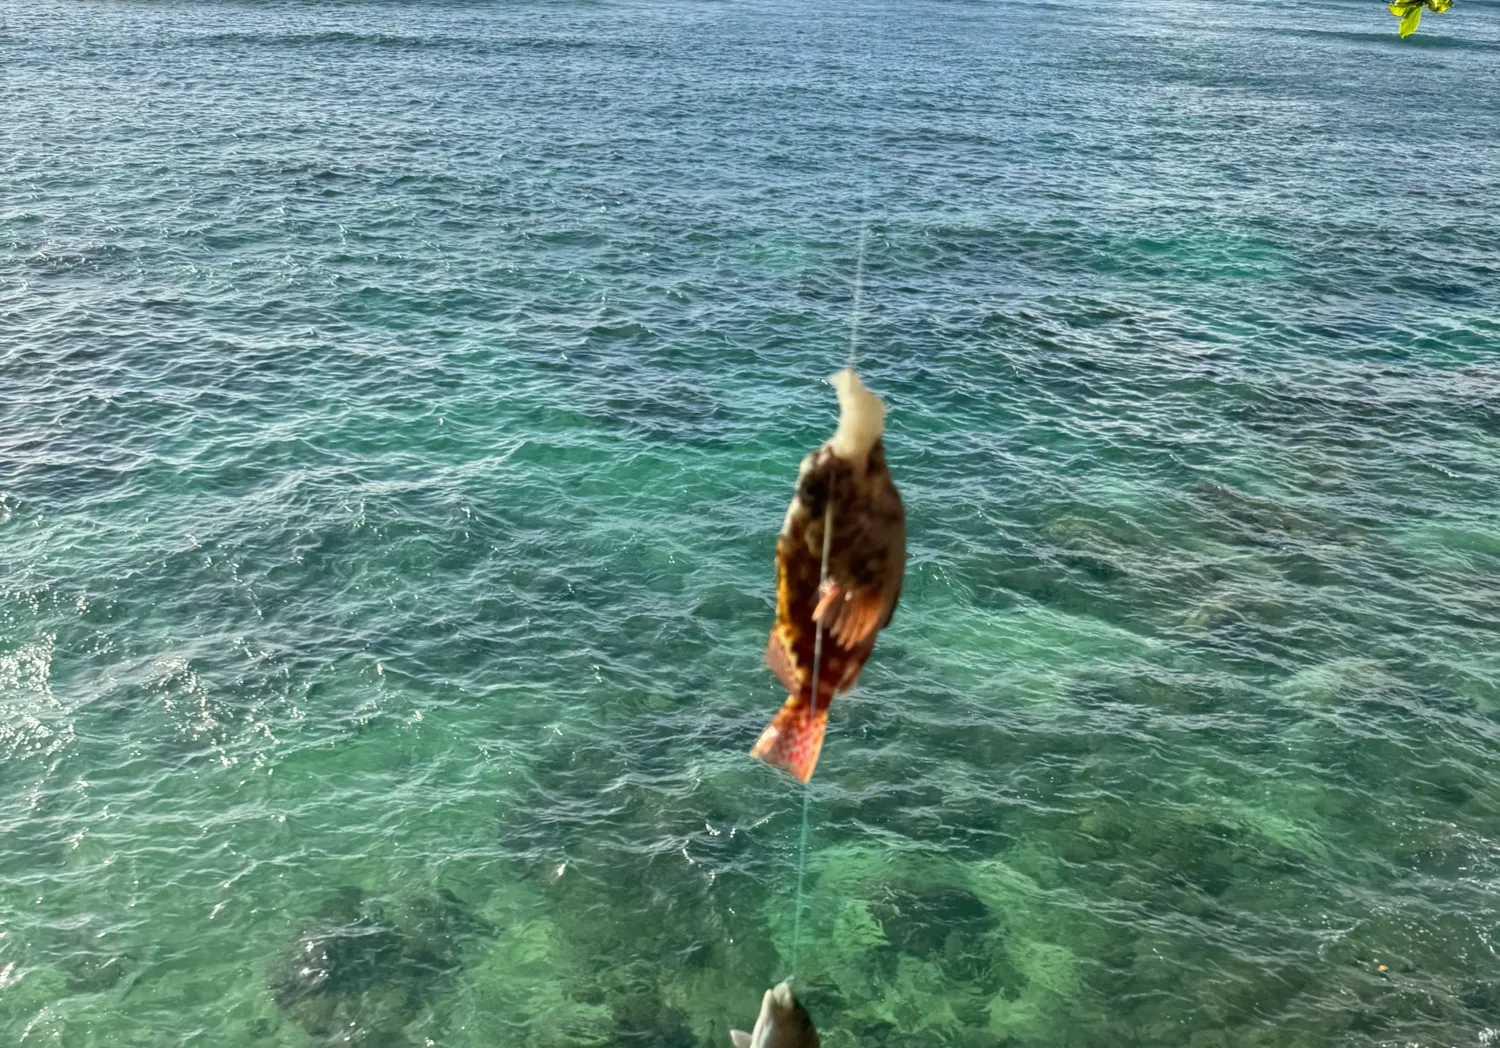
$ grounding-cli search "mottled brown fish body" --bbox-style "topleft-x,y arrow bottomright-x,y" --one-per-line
753,370 -> 905,783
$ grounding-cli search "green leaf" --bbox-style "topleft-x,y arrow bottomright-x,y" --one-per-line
1427,0 -> 1452,12
1389,1 -> 1420,13
1399,5 -> 1423,34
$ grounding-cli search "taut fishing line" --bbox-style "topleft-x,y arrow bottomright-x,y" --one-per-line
788,501 -> 832,977
787,222 -> 871,978
847,221 -> 869,372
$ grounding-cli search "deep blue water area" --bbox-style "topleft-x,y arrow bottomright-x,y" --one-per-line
3,0 -> 1500,1045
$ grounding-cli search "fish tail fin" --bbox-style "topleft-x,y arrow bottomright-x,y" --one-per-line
750,697 -> 828,784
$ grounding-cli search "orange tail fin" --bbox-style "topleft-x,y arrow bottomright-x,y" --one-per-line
750,698 -> 829,784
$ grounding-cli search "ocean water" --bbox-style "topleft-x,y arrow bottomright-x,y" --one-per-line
3,0 -> 1500,1045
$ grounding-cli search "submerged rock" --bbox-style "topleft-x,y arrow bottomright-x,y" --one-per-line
273,915 -> 405,1009
269,886 -> 490,1046
62,950 -> 127,994
272,911 -> 409,1045
612,992 -> 696,1048
867,882 -> 997,983
52,917 -> 134,995
400,888 -> 491,985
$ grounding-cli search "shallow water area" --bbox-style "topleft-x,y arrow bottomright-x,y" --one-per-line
3,0 -> 1500,1045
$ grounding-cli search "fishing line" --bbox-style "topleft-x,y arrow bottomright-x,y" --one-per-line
788,223 -> 869,978
789,500 -> 834,978
788,776 -> 814,976
846,220 -> 870,372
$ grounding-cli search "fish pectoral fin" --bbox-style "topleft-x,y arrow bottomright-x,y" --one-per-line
730,1031 -> 752,1048
811,577 -> 844,628
764,630 -> 802,694
814,579 -> 887,648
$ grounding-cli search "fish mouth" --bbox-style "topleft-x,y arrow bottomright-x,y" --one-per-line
770,979 -> 796,1011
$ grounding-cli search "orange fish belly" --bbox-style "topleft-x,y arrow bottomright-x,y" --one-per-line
752,515 -> 877,783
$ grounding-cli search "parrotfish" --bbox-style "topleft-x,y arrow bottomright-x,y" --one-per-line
751,368 -> 906,783
730,979 -> 820,1048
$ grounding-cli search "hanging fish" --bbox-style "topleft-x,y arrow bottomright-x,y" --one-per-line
752,368 -> 906,783
730,979 -> 820,1048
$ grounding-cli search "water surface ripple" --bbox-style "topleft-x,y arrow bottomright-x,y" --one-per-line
3,0 -> 1500,1045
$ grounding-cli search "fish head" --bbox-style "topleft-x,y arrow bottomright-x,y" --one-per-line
730,980 -> 820,1048
826,368 -> 885,463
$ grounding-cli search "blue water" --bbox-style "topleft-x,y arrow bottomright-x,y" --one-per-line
4,0 -> 1500,1045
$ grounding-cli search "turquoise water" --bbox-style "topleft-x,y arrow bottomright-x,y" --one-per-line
4,0 -> 1500,1044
